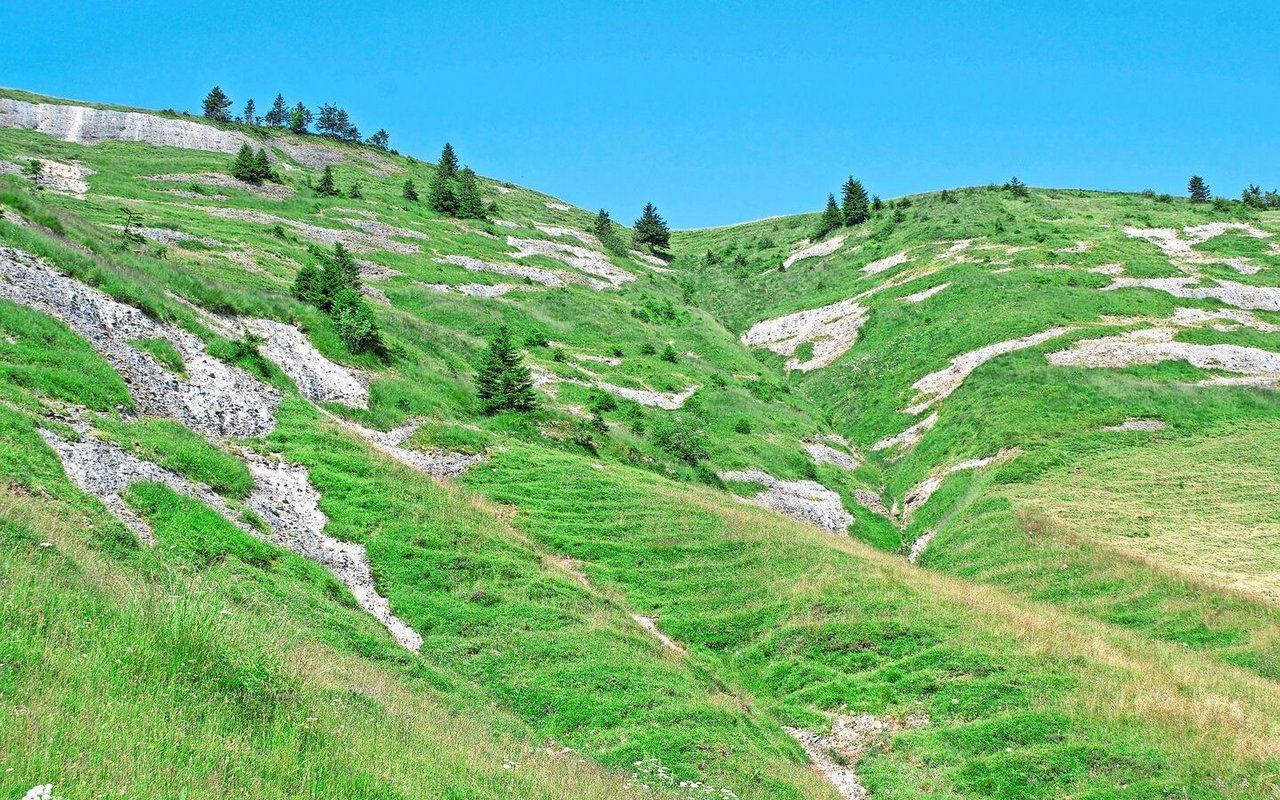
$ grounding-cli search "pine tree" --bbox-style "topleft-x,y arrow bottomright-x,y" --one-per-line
202,86 -> 232,122
1003,176 -> 1030,198
265,94 -> 288,127
438,143 -> 459,180
368,129 -> 390,150
841,177 -> 870,225
319,243 -> 360,306
475,325 -> 537,415
456,167 -> 487,219
816,194 -> 843,238
1188,175 -> 1210,203
591,209 -> 613,239
632,202 -> 670,251
315,165 -> 339,197
871,195 -> 883,212
230,143 -> 257,181
288,103 -> 312,134
252,148 -> 273,182
242,98 -> 257,127
402,179 -> 419,202
428,168 -> 458,215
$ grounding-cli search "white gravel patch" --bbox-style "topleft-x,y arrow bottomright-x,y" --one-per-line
785,713 -> 929,800
902,449 -> 1018,522
861,250 -> 908,275
0,247 -> 280,438
436,254 -> 565,287
1168,307 -> 1280,332
872,412 -> 939,453
242,318 -> 369,408
718,469 -> 853,533
1124,222 -> 1272,273
1101,418 -> 1166,432
108,226 -> 220,247
740,297 -> 870,372
544,202 -> 572,211
903,327 -> 1077,414
1104,275 -> 1280,312
31,159 -> 93,197
902,282 -> 951,303
804,435 -> 861,470
908,529 -> 938,563
183,205 -> 421,254
630,615 -> 685,653
1046,326 -> 1280,384
145,172 -> 294,200
507,236 -> 634,288
533,223 -> 602,248
594,382 -> 697,410
934,240 -> 973,260
491,218 -> 521,229
337,418 -> 485,478
783,234 -> 847,269
1056,241 -> 1091,254
244,453 -> 422,650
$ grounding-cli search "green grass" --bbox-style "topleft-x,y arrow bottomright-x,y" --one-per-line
129,336 -> 186,376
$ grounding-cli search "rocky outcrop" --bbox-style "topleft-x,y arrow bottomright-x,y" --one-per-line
242,319 -> 369,408
741,297 -> 870,372
719,470 -> 853,533
0,98 -> 253,152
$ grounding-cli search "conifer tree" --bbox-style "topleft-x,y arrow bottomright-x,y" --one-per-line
348,181 -> 363,200
437,143 -> 459,179
456,167 -> 487,219
242,98 -> 257,127
265,94 -> 288,127
315,165 -> 339,197
1188,175 -> 1210,203
632,202 -> 670,251
871,195 -> 883,212
402,179 -> 419,202
202,86 -> 232,122
841,177 -> 870,225
428,168 -> 458,215
288,103 -> 312,134
252,148 -> 273,182
368,129 -> 390,150
230,143 -> 257,181
591,208 -> 613,239
816,194 -> 843,238
475,325 -> 537,415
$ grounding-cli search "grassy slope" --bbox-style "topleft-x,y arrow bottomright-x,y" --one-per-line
2,91 -> 1279,796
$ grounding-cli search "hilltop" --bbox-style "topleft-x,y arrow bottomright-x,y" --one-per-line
1,88 -> 1278,799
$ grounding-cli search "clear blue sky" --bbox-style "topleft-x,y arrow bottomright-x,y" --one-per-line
4,1 -> 1277,227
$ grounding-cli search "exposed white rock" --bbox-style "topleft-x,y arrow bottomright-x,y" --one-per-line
785,713 -> 929,800
145,172 -> 294,199
336,217 -> 428,243
184,205 -> 421,254
901,449 -> 1018,522
861,250 -> 909,275
630,615 -> 685,653
853,489 -> 893,520
783,234 -> 847,269
902,282 -> 950,303
436,254 -> 566,287
0,98 -> 254,153
108,226 -> 220,247
0,247 -> 280,438
242,319 -> 369,408
30,159 -> 93,197
491,218 -> 521,229
903,327 -> 1077,414
243,453 -> 422,650
908,529 -> 938,563
1124,222 -> 1272,273
718,470 -> 853,533
533,223 -> 602,247
544,201 -> 572,211
337,419 -> 485,478
1056,241 -> 1091,254
1168,307 -> 1280,333
803,435 -> 861,471
934,240 -> 973,260
1101,418 -> 1166,432
594,382 -> 697,410
871,412 -> 939,453
507,236 -> 634,288
1104,275 -> 1280,312
1046,326 -> 1280,384
740,297 -> 870,372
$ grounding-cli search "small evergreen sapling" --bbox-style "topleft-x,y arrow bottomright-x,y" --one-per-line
315,165 -> 339,197
456,167 -> 487,219
402,179 -> 419,201
816,194 -> 842,238
474,325 -> 537,414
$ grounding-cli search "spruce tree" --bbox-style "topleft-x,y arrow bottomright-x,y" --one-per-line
368,129 -> 390,150
348,181 -> 363,200
202,86 -> 232,122
438,143 -> 459,180
288,103 -> 312,134
817,194 -> 843,238
242,98 -> 257,126
252,148 -> 273,182
475,325 -> 537,415
632,202 -> 670,251
230,143 -> 257,182
591,209 -> 613,239
840,177 -> 870,225
315,165 -> 339,197
265,94 -> 288,127
1188,175 -> 1210,203
871,195 -> 883,212
456,167 -> 487,219
428,168 -> 458,215
402,179 -> 419,202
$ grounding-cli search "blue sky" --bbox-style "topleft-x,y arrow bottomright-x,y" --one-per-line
4,1 -> 1277,227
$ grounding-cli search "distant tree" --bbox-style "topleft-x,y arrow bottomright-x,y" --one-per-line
242,98 -> 257,127
474,325 -> 537,415
265,94 -> 288,127
437,142 -> 459,179
591,208 -> 614,239
367,129 -> 390,150
316,103 -> 358,140
632,202 -> 670,251
202,86 -> 232,122
1188,175 -> 1210,203
428,166 -> 458,215
348,181 -> 363,200
871,195 -> 883,212
840,177 -> 870,225
230,143 -> 258,181
816,194 -> 843,238
402,179 -> 419,202
315,165 -> 339,196
252,148 -> 274,182
119,206 -> 147,247
660,343 -> 679,363
1266,189 -> 1280,209
1004,176 -> 1030,198
288,103 -> 312,135
1241,184 -> 1264,209
329,288 -> 381,353
456,166 -> 487,219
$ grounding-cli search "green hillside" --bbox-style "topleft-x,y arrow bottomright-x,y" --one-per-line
1,89 -> 1278,799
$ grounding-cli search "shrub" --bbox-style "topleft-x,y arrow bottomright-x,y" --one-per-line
649,413 -> 708,464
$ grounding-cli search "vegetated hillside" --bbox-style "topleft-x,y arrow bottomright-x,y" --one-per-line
0,88 -> 1278,799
